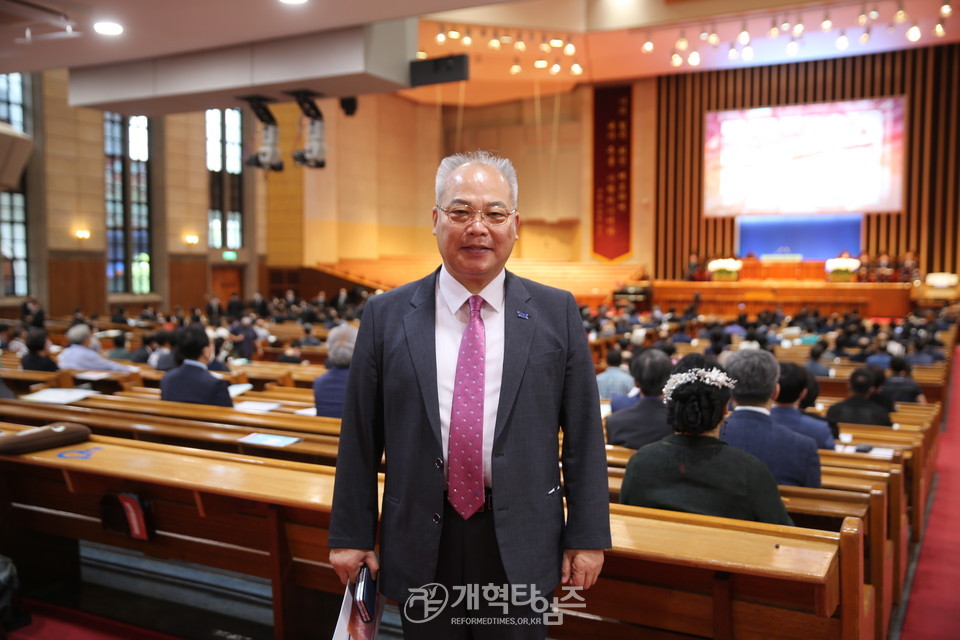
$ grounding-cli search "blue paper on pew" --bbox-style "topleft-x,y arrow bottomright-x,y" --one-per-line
238,433 -> 301,447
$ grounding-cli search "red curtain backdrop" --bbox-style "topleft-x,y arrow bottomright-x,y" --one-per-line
592,86 -> 632,261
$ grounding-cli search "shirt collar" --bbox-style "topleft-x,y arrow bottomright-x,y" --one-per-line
437,264 -> 505,316
734,405 -> 771,416
183,359 -> 206,369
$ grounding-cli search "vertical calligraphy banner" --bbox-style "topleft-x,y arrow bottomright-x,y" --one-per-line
592,86 -> 632,261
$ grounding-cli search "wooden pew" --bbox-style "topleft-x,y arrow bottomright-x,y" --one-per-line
0,369 -> 74,395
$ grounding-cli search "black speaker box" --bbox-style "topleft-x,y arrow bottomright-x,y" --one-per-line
410,54 -> 470,88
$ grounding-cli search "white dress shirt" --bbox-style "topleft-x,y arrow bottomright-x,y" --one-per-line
436,265 -> 505,486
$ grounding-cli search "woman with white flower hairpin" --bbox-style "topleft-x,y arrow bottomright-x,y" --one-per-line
619,366 -> 793,525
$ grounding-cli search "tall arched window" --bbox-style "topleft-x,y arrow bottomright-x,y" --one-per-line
206,108 -> 244,249
0,72 -> 29,296
104,112 -> 152,294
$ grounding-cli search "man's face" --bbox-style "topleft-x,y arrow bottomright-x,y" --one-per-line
433,163 -> 519,293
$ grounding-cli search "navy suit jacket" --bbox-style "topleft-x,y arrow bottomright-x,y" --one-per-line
721,409 -> 821,488
160,362 -> 233,407
329,269 -> 612,602
610,392 -> 640,414
312,367 -> 350,418
605,397 -> 671,450
770,406 -> 835,450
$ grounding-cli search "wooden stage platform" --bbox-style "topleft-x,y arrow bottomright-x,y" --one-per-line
651,280 -> 914,318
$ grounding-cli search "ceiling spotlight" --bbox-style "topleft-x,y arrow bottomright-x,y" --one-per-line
549,59 -> 561,74
489,32 -> 502,49
416,50 -> 428,59
549,36 -> 564,48
769,19 -> 780,38
858,9 -> 869,26
906,22 -> 921,41
895,5 -> 908,23
934,22 -> 947,37
780,17 -> 792,31
860,26 -> 871,43
941,1 -> 953,17
539,35 -> 551,52
676,31 -> 689,51
278,0 -> 308,4
533,57 -> 548,69
515,34 -> 526,51
435,27 -> 446,44
793,20 -> 805,37
642,35 -> 654,53
93,21 -> 123,36
462,30 -> 472,46
571,61 -> 584,75
786,38 -> 800,56
671,51 -> 683,67
835,31 -> 850,50
821,12 -> 832,30
447,28 -> 460,39
868,6 -> 880,20
564,42 -> 576,55
727,44 -> 739,60
688,50 -> 701,66
699,26 -> 710,41
707,28 -> 720,46
741,44 -> 754,61
738,24 -> 750,45
510,58 -> 522,74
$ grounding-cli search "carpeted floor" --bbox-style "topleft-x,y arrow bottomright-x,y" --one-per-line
10,598 -> 185,640
898,347 -> 960,640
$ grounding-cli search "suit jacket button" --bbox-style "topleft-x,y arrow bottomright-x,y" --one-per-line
432,513 -> 442,524
435,457 -> 443,469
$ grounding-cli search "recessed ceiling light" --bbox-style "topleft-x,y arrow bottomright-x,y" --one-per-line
278,0 -> 309,4
93,21 -> 123,36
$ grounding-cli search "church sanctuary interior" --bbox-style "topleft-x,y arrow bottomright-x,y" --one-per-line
0,0 -> 959,638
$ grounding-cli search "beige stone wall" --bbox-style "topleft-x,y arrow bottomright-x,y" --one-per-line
163,112 -> 207,256
42,69 -> 105,252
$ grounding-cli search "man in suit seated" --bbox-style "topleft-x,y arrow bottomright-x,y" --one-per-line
770,363 -> 835,449
606,348 -> 673,449
721,349 -> 821,488
160,325 -> 232,407
595,347 -> 634,400
312,324 -> 358,418
826,368 -> 893,429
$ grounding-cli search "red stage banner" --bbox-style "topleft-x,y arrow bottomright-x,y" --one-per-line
592,86 -> 632,261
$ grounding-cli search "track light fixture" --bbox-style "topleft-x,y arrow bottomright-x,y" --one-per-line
288,90 -> 326,169
240,96 -> 283,171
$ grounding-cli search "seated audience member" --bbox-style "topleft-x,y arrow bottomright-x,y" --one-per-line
595,348 -> 634,400
207,337 -> 230,372
606,349 -> 674,449
905,338 -> 935,366
277,339 -> 303,364
721,349 -> 821,488
620,366 -> 793,526
866,365 -> 896,413
881,357 -> 927,404
21,328 -> 58,372
106,333 -> 133,360
312,324 -> 358,418
5,326 -> 27,356
300,323 -> 322,347
864,335 -> 893,369
825,368 -> 893,430
805,343 -> 832,378
130,333 -> 157,363
771,363 -> 835,450
58,324 -> 139,373
160,326 -> 232,407
148,331 -> 178,371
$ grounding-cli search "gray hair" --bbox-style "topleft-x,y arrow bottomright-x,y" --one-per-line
325,324 -> 358,368
435,151 -> 518,208
66,323 -> 91,344
724,349 -> 780,406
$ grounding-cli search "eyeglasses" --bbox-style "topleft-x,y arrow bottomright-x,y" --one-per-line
436,203 -> 517,226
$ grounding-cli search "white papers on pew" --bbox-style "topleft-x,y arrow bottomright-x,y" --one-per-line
20,388 -> 100,405
238,432 -> 301,447
227,383 -> 253,398
74,371 -> 112,381
294,407 -> 317,416
234,401 -> 282,412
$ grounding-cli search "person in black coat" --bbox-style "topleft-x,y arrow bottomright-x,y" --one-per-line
21,327 -> 58,372
826,368 -> 892,430
606,348 -> 673,449
160,326 -> 232,407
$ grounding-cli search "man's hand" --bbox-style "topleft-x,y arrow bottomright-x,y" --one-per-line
329,548 -> 380,585
561,549 -> 604,590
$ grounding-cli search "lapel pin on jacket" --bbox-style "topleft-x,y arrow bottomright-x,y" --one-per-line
516,311 -> 529,319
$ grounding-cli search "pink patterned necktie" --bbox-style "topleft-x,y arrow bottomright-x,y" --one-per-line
447,294 -> 486,519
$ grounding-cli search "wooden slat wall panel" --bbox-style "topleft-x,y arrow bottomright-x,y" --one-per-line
168,256 -> 208,313
654,43 -> 960,279
48,253 -> 106,317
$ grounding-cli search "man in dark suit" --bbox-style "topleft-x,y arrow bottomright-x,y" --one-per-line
606,348 -> 673,449
826,368 -> 893,429
329,151 -> 610,638
721,349 -> 821,488
770,362 -> 835,449
160,325 -> 232,407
